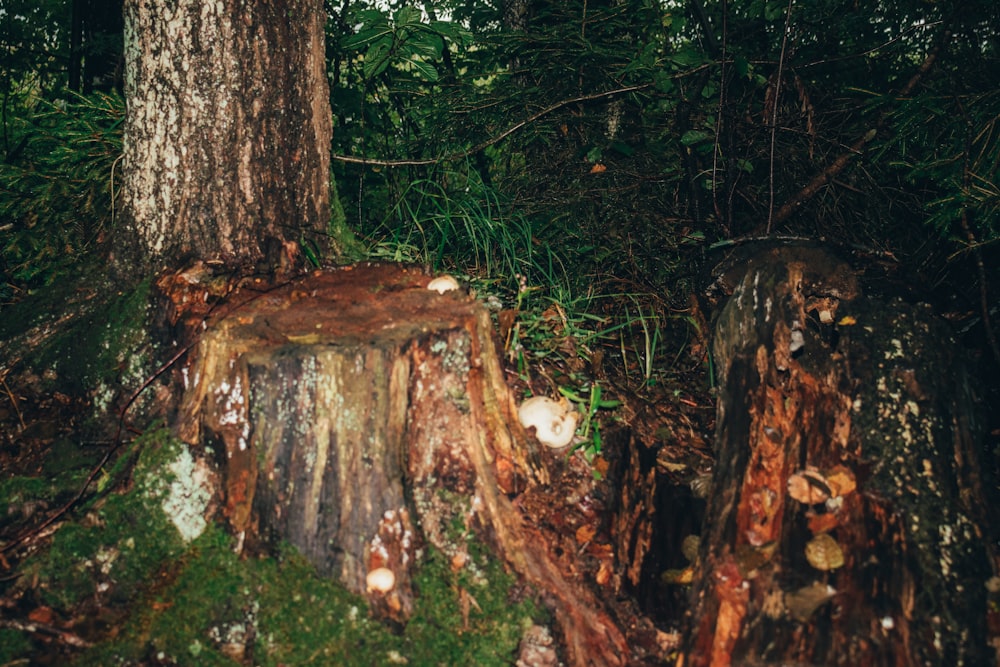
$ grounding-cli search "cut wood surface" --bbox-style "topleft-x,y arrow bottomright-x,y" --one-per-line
680,243 -> 994,666
173,263 -> 628,666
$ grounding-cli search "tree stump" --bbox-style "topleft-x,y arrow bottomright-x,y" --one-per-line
679,243 -> 994,666
171,263 -> 628,665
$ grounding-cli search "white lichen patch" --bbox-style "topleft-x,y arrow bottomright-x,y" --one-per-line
159,444 -> 214,543
884,338 -> 904,359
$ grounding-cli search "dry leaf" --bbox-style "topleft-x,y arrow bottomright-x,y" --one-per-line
661,567 -> 695,584
788,468 -> 831,504
785,582 -> 837,621
826,466 -> 857,497
575,524 -> 597,544
807,512 -> 841,535
596,559 -> 613,586
805,533 -> 844,571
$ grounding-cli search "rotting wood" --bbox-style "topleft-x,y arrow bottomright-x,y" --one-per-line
172,262 -> 628,666
678,243 -> 993,666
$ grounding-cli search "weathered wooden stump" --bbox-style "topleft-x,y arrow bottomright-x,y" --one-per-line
677,243 -> 993,666
171,263 -> 628,665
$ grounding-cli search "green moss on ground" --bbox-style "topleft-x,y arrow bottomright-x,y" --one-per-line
2,427 -> 544,666
1,262 -> 151,391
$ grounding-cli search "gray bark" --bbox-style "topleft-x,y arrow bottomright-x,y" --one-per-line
119,0 -> 332,278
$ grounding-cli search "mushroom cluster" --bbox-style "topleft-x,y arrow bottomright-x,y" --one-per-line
517,396 -> 579,449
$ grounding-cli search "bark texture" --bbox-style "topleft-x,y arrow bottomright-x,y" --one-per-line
173,263 -> 628,665
680,243 -> 992,666
120,0 -> 331,277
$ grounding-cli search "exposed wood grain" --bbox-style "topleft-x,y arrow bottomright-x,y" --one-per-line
681,244 -> 992,666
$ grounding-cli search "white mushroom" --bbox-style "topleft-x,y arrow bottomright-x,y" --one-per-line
517,396 -> 579,449
427,275 -> 460,294
366,567 -> 396,593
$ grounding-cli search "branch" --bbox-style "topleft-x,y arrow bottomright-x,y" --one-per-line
769,29 -> 951,227
331,84 -> 650,168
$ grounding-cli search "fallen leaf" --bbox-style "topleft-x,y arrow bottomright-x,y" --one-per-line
576,524 -> 597,544
785,582 -> 837,621
807,512 -> 840,534
805,533 -> 844,571
826,466 -> 857,497
788,468 -> 832,504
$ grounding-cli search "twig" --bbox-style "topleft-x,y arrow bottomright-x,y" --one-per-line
331,84 -> 650,168
0,617 -> 92,648
766,0 -> 796,234
769,29 -> 951,228
0,371 -> 25,432
0,274 -> 287,558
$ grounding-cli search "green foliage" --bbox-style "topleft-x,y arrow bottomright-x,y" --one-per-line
0,91 -> 123,299
367,166 -> 551,290
559,382 -> 620,460
883,88 -> 1000,244
342,6 -> 471,82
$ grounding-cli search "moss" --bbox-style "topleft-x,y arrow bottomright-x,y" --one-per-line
21,430 -> 187,611
76,528 -> 540,666
4,426 -> 542,665
0,261 -> 152,399
0,627 -> 32,662
402,544 -> 540,666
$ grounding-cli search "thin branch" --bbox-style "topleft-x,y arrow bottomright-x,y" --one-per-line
769,29 -> 951,228
799,20 -> 942,69
765,0 -> 796,234
711,0 -> 728,233
331,84 -> 651,168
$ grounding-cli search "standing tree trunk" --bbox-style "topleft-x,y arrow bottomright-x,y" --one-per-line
118,0 -> 332,279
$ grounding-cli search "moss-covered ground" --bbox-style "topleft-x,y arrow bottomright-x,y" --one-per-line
0,427 -> 543,666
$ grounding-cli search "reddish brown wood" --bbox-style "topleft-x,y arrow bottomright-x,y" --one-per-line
680,244 -> 993,666
173,263 -> 628,666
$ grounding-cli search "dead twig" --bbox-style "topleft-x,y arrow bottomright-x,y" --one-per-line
0,617 -> 93,649
0,370 -> 26,432
768,28 -> 951,228
331,84 -> 650,168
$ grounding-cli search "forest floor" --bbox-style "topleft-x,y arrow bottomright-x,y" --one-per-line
0,265 -> 718,666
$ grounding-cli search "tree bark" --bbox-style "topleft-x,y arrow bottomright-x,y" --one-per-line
680,243 -> 993,666
118,0 -> 332,279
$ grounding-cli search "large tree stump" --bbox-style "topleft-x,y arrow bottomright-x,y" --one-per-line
679,243 -> 994,666
172,263 -> 628,666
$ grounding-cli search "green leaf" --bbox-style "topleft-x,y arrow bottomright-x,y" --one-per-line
341,26 -> 390,51
735,55 -> 750,79
669,47 -> 703,67
680,130 -> 710,146
610,141 -> 634,157
407,32 -> 444,60
764,0 -> 787,21
430,21 -> 472,47
394,6 -> 422,27
406,58 -> 439,82
654,72 -> 675,93
363,37 -> 393,79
